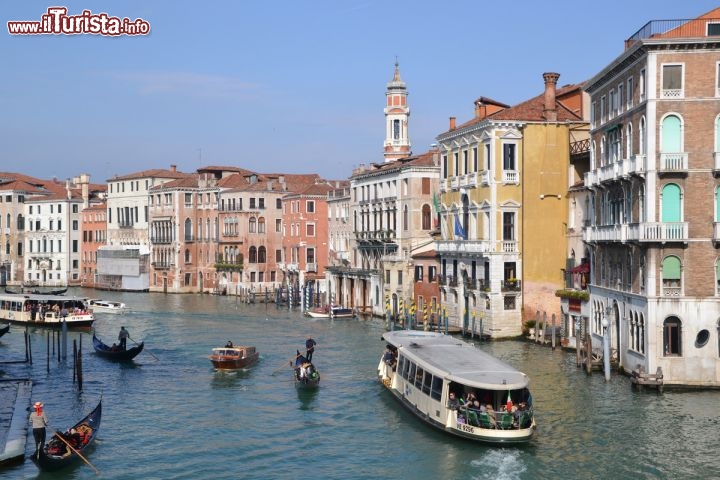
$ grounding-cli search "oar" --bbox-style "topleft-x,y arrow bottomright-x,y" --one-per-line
129,335 -> 159,361
51,430 -> 100,475
271,352 -> 302,375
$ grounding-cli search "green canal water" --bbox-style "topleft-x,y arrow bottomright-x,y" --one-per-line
1,288 -> 718,479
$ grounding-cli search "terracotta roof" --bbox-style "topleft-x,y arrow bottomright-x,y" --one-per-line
351,149 -> 439,178
449,83 -> 585,132
107,168 -> 189,182
411,249 -> 438,259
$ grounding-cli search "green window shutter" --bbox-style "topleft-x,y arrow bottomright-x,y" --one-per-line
662,184 -> 681,222
661,115 -> 681,153
663,256 -> 681,280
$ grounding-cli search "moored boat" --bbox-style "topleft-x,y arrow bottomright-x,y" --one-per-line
293,352 -> 320,389
378,330 -> 536,444
93,333 -> 144,361
34,399 -> 102,471
87,299 -> 130,314
0,293 -> 94,329
305,305 -> 355,319
209,344 -> 259,370
0,324 -> 8,339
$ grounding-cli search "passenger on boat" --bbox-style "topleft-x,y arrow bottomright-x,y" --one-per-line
448,392 -> 460,410
225,341 -> 234,348
64,428 -> 83,448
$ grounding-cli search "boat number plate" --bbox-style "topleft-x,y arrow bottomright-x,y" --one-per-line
458,423 -> 474,433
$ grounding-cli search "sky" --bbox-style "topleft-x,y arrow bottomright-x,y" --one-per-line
2,1 -> 720,184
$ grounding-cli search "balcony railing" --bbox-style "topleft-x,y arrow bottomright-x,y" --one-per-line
306,263 -> 317,273
627,222 -> 688,243
659,153 -> 688,172
502,170 -> 519,184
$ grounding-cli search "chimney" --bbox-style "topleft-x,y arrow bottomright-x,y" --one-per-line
449,117 -> 456,130
543,72 -> 560,122
170,164 -> 177,173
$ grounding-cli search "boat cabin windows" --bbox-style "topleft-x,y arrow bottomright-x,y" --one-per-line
397,355 -> 442,401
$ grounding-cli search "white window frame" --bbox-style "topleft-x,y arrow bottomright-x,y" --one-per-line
661,63 -> 684,99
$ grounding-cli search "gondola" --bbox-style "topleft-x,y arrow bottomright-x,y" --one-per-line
293,351 -> 320,389
0,324 -> 8,339
34,399 -> 102,471
92,333 -> 144,361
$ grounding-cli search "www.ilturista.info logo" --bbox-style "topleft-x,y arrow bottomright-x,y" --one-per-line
7,7 -> 150,36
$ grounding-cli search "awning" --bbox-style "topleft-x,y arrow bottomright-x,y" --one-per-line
569,263 -> 590,274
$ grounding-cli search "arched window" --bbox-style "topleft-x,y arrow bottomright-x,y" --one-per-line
715,115 -> 720,154
663,316 -> 682,356
626,123 -> 633,159
661,114 -> 682,153
421,204 -> 431,230
639,117 -> 646,155
661,183 -> 682,223
258,217 -> 266,234
249,217 -> 257,233
258,246 -> 266,263
249,246 -> 257,263
716,259 -> 720,295
184,218 -> 192,241
662,255 -> 681,296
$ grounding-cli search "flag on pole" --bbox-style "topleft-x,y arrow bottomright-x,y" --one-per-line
454,214 -> 466,240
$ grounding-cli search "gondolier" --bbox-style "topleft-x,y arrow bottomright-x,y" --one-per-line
29,401 -> 49,455
118,326 -> 129,350
305,337 -> 317,362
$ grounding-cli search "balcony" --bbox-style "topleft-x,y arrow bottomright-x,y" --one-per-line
584,224 -> 629,243
658,153 -> 688,173
479,170 -> 490,186
306,263 -> 317,273
150,237 -> 173,244
627,222 -> 688,243
214,261 -> 243,272
151,262 -> 173,270
713,152 -> 720,174
502,170 -> 519,184
436,239 -> 517,254
501,279 -> 521,292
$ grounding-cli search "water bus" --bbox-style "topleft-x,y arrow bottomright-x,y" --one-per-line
378,330 -> 536,444
0,293 -> 94,328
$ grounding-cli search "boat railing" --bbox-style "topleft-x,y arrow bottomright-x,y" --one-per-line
454,404 -> 534,430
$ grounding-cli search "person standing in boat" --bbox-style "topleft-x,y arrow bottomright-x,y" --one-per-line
118,326 -> 130,351
29,401 -> 49,455
305,337 -> 317,362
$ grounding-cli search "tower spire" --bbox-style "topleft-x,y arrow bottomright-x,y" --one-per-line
383,60 -> 411,162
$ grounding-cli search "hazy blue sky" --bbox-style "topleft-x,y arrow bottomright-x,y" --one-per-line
3,1 -> 719,184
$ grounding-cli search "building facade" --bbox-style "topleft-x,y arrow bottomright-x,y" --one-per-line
436,73 -> 589,338
583,8 -> 720,386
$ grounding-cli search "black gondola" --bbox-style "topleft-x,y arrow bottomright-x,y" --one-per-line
34,399 -> 102,471
0,324 -> 8,338
92,333 -> 144,361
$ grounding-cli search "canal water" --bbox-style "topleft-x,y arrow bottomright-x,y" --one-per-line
1,288 -> 719,479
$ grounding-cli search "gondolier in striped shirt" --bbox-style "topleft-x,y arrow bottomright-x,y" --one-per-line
29,401 -> 49,454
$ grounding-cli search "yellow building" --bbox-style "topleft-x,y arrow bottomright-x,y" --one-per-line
436,73 -> 589,337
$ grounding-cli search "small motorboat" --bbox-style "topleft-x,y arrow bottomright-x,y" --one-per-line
33,399 -> 102,471
87,299 -> 129,314
93,333 -> 144,361
210,344 -> 259,370
305,305 -> 355,319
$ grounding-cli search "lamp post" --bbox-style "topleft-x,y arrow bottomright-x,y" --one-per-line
602,306 -> 611,381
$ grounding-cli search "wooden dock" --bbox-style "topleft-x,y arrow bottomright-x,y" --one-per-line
0,379 -> 32,468
631,366 -> 664,393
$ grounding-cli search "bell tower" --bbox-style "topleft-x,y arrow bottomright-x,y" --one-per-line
383,61 -> 411,162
